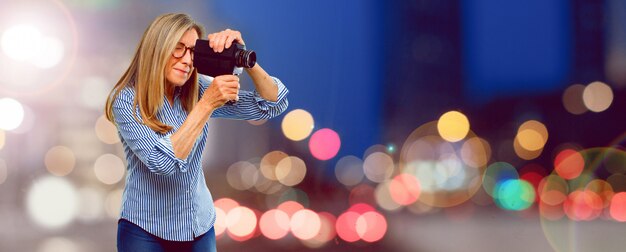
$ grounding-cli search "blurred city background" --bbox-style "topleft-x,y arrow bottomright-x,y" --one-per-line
0,0 -> 625,251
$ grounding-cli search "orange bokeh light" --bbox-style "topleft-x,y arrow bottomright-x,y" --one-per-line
554,149 -> 585,180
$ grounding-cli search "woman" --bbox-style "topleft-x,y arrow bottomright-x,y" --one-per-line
104,13 -> 289,251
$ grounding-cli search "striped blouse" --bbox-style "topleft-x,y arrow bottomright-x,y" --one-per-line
112,74 -> 289,241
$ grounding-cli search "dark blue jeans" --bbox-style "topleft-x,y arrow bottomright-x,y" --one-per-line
117,219 -> 217,252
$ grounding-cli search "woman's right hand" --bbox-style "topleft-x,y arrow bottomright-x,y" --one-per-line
201,75 -> 240,110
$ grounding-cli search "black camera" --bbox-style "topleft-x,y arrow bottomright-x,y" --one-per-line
193,39 -> 256,77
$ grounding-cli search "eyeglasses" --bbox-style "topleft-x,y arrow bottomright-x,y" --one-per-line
172,43 -> 194,60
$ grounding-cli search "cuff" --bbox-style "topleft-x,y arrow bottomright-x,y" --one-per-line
254,77 -> 288,111
156,135 -> 189,173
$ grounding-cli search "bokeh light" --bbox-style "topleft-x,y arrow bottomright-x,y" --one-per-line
483,162 -> 519,197
562,84 -> 588,115
260,150 -> 288,181
309,128 -> 341,160
275,156 -> 307,186
399,121 -> 487,208
516,120 -> 548,151
44,146 -> 75,177
335,211 -> 360,242
0,98 -> 25,130
259,209 -> 290,240
582,81 -> 613,112
214,198 -> 241,237
335,155 -> 365,186
363,152 -> 394,183
336,205 -> 387,243
281,109 -> 314,141
513,136 -> 543,160
214,207 -> 227,237
277,200 -> 304,217
389,173 -> 421,206
26,176 -> 78,229
226,161 -> 258,190
10,104 -> 35,134
253,174 -> 284,195
1,24 -> 65,69
93,154 -> 125,185
302,212 -> 336,248
610,192 -> 626,222
375,181 -> 402,211
356,211 -> 387,242
494,179 -> 536,211
585,179 -> 613,208
554,149 -> 584,180
95,115 -> 120,144
31,37 -> 65,69
1,24 -> 42,61
460,137 -> 491,168
437,111 -> 470,142
290,209 -> 321,240
538,175 -> 568,206
226,206 -> 257,239
563,190 -> 603,221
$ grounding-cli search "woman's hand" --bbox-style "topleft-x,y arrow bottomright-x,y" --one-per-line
200,75 -> 240,110
207,29 -> 245,53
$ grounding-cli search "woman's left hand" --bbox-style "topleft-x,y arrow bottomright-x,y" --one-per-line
207,29 -> 245,53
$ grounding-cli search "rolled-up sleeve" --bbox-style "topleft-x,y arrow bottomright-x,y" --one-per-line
199,75 -> 289,120
112,88 -> 188,175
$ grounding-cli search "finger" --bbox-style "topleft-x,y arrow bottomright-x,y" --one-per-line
233,31 -> 244,45
216,34 -> 227,53
217,75 -> 239,82
208,33 -> 216,48
225,34 -> 236,49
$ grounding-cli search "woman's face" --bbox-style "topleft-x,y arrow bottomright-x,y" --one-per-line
165,29 -> 199,88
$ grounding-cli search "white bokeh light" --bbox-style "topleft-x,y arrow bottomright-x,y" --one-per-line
26,176 -> 78,229
0,98 -> 25,131
11,104 -> 35,134
31,36 -> 65,69
1,24 -> 42,61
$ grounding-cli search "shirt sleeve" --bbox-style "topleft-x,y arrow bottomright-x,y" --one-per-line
112,88 -> 188,176
198,74 -> 289,120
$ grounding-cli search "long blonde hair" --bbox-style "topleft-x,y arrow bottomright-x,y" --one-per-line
105,13 -> 204,134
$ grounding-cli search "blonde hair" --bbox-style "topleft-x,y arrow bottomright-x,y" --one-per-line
105,13 -> 204,134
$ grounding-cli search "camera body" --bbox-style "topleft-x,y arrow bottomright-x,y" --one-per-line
193,39 -> 256,77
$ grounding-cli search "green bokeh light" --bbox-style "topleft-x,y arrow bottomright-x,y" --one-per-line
494,179 -> 535,211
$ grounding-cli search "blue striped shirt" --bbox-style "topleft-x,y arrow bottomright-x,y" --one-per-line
112,74 -> 288,241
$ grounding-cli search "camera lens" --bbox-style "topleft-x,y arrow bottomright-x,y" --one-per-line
235,49 -> 256,68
